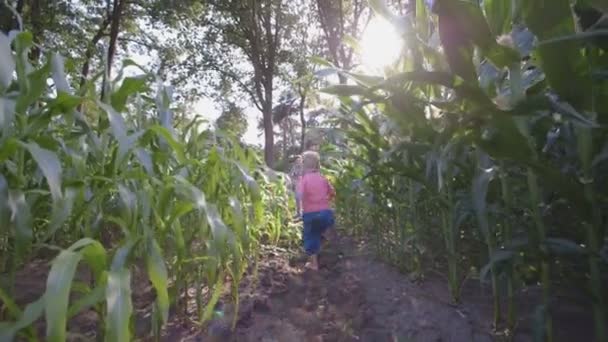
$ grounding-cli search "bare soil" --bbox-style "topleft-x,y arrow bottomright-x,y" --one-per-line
3,230 -> 598,341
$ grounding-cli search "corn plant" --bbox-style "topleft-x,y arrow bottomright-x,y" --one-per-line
322,0 -> 608,340
0,28 -> 293,341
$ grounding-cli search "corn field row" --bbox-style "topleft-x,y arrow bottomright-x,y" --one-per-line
0,31 -> 295,341
322,0 -> 608,341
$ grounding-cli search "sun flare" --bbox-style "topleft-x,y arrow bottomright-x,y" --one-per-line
360,17 -> 403,71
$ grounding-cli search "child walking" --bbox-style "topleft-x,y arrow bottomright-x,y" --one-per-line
296,151 -> 335,271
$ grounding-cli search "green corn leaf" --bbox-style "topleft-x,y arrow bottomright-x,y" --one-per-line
145,237 -> 170,324
592,141 -> 608,167
45,250 -> 83,342
79,239 -> 108,281
229,197 -> 245,237
0,175 -> 9,229
437,13 -> 477,82
47,186 -> 78,240
416,0 -> 429,39
533,304 -> 548,342
586,0 -> 608,12
320,84 -> 381,100
48,92 -> 82,116
314,68 -> 338,79
344,34 -> 363,54
380,71 -> 493,107
111,239 -> 139,271
111,76 -> 148,112
105,268 -> 133,342
68,283 -> 106,319
521,0 -> 592,109
309,55 -> 335,68
15,58 -> 51,115
121,58 -> 149,73
368,0 -> 400,25
174,175 -> 207,209
205,204 -> 230,247
536,29 -> 608,46
118,184 -> 137,227
233,161 -> 261,200
472,162 -> 495,238
171,219 -> 187,259
0,32 -> 15,91
202,269 -> 225,323
435,0 -> 520,69
134,148 -> 154,175
345,72 -> 385,87
0,97 -> 16,139
544,237 -> 586,256
480,250 -> 516,282
65,237 -> 98,252
51,53 -> 71,94
147,125 -> 186,163
483,0 -> 512,36
474,113 -> 533,163
548,97 -> 599,128
0,286 -> 22,320
97,102 -> 127,139
8,189 -> 33,244
98,101 -> 141,163
22,142 -> 63,202
167,200 -> 194,227
0,296 -> 45,341
13,32 -> 33,90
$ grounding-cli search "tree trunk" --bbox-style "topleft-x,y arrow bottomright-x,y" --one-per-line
79,19 -> 111,88
299,93 -> 306,153
107,0 -> 125,76
263,103 -> 274,167
101,0 -> 126,100
282,122 -> 287,161
29,0 -> 42,62
0,0 -> 24,33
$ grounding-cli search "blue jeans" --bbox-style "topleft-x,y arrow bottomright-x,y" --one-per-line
302,209 -> 335,255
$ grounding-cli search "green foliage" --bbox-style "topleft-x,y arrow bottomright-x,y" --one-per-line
327,0 -> 608,340
216,102 -> 247,138
0,28 -> 294,341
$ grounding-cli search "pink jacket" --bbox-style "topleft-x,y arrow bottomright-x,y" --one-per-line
296,171 -> 335,213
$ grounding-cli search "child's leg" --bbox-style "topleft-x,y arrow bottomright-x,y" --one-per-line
319,210 -> 336,242
307,255 -> 319,270
302,212 -> 322,270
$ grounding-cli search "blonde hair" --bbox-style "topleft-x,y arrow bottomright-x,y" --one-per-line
302,150 -> 320,172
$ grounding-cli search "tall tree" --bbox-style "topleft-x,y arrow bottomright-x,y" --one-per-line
204,0 -> 289,167
216,102 -> 248,138
315,0 -> 371,83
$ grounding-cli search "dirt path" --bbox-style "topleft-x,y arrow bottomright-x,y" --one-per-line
220,234 -> 502,342
198,230 -> 598,342
6,230 -> 596,341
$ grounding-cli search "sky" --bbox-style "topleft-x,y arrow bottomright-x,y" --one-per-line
192,97 -> 263,146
